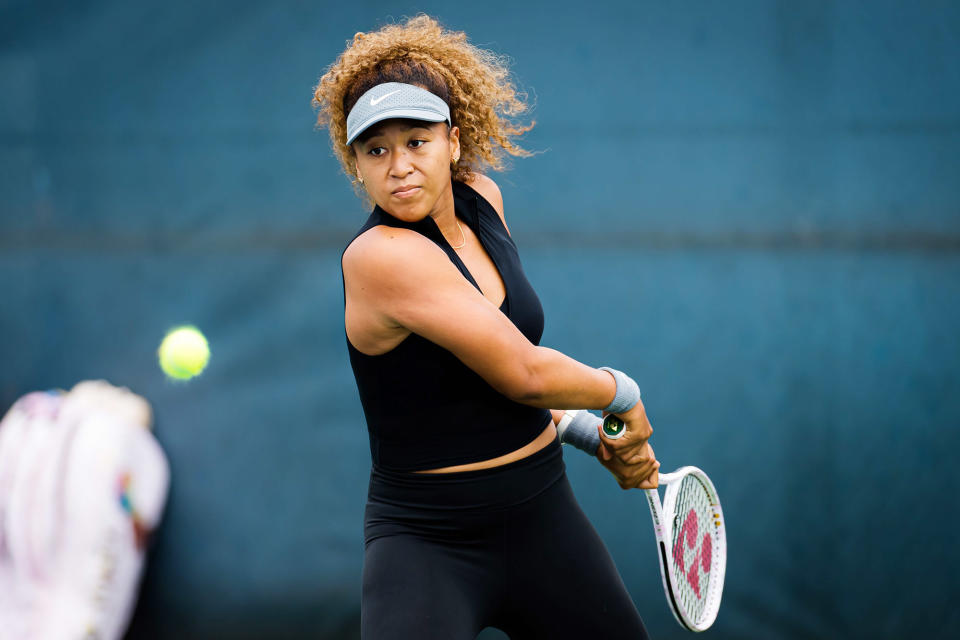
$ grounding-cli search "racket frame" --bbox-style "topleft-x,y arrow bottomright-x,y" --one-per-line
645,466 -> 726,632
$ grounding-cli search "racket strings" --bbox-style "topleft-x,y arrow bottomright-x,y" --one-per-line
670,475 -> 716,623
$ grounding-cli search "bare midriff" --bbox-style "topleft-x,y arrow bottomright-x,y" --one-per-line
412,422 -> 558,474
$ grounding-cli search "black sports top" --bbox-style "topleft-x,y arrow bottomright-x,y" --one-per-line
342,180 -> 553,472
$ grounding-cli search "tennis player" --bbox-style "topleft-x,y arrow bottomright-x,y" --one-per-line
314,15 -> 659,639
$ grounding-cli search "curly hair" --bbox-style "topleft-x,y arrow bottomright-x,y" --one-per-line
312,14 -> 534,188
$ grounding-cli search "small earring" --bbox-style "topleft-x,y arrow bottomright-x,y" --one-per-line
358,174 -> 364,184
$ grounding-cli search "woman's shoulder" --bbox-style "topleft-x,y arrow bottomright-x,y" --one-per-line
342,224 -> 447,286
345,223 -> 435,263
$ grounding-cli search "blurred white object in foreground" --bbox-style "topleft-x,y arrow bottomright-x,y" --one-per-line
0,380 -> 170,640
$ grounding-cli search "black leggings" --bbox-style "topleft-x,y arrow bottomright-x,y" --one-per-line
361,438 -> 650,639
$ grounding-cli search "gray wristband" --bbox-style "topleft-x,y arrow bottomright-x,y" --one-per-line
598,367 -> 641,414
558,410 -> 601,454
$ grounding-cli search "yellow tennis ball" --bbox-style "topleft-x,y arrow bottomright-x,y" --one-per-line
158,326 -> 210,380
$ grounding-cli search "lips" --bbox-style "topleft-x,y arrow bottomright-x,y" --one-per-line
392,185 -> 421,198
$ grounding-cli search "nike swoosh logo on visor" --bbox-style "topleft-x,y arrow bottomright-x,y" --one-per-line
370,90 -> 401,106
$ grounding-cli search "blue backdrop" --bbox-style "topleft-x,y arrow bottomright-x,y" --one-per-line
2,1 -> 958,638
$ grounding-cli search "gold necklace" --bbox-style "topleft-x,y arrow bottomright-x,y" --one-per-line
450,220 -> 466,250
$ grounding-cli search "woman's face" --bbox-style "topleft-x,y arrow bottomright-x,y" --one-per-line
353,119 -> 460,221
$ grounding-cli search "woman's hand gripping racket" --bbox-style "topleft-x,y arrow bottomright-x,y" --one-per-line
603,415 -> 727,632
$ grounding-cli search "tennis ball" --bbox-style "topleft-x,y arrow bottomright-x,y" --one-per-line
158,326 -> 210,380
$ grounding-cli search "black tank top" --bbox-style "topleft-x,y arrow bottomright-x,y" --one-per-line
342,180 -> 553,472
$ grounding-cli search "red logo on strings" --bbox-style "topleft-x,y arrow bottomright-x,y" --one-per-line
672,509 -> 712,598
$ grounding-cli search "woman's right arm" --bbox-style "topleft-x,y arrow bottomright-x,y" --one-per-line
344,227 -> 613,406
343,226 -> 654,467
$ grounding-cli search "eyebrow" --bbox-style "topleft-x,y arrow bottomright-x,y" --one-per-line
359,121 -> 435,144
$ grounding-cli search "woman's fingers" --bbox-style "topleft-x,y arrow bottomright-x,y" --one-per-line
621,401 -> 653,441
599,403 -> 653,465
601,449 -> 659,490
636,468 -> 660,490
597,405 -> 660,490
597,424 -> 648,464
601,442 -> 611,461
621,460 -> 658,489
604,436 -> 653,467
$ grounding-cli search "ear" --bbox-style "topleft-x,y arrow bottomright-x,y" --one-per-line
448,125 -> 461,162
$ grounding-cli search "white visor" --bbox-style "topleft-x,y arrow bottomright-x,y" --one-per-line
345,82 -> 451,145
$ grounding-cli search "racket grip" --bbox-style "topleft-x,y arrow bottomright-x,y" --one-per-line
601,414 -> 626,439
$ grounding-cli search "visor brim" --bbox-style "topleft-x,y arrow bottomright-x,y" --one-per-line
346,108 -> 450,145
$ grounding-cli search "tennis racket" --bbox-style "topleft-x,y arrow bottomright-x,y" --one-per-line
603,415 -> 726,632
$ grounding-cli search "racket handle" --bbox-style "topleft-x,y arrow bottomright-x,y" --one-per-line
601,414 -> 626,439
